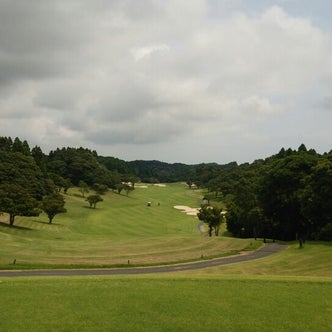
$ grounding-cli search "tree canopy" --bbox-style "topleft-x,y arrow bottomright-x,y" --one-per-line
193,145 -> 332,243
197,205 -> 224,237
41,193 -> 67,223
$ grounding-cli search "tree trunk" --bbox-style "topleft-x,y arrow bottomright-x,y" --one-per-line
9,214 -> 15,226
299,238 -> 303,248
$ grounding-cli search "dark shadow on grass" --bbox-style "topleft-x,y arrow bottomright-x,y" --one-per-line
221,230 -> 233,237
81,206 -> 101,209
73,193 -> 84,198
0,221 -> 33,231
305,240 -> 332,247
32,219 -> 64,226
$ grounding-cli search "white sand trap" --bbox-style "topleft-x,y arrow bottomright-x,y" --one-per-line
154,184 -> 166,187
136,185 -> 148,188
174,205 -> 199,216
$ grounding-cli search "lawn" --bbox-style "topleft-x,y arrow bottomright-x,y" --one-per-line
183,242 -> 332,278
0,183 -> 256,268
0,275 -> 331,332
1,183 -> 331,331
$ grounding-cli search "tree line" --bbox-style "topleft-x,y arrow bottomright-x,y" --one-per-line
191,144 -> 332,243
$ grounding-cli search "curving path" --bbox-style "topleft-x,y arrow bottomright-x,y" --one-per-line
0,243 -> 287,278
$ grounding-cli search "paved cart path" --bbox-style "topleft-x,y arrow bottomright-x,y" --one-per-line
0,243 -> 287,278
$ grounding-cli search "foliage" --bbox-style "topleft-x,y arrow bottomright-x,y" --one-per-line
41,193 -> 67,223
0,144 -> 50,226
0,150 -> 49,199
47,147 -> 114,187
78,180 -> 89,198
197,205 -> 224,236
1,136 -> 331,242
86,194 -> 103,209
125,160 -> 196,183
193,145 -> 332,242
91,183 -> 108,195
0,183 -> 40,226
115,182 -> 134,195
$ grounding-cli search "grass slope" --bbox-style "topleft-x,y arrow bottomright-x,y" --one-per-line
0,183 -> 256,268
192,241 -> 332,277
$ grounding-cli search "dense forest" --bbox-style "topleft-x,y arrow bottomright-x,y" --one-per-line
0,136 -> 331,242
192,144 -> 332,243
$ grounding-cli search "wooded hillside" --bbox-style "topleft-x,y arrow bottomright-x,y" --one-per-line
0,136 -> 331,242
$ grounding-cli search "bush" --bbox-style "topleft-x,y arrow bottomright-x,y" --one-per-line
319,223 -> 332,241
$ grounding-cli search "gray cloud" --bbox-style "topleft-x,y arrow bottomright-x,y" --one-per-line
0,0 -> 331,163
321,96 -> 332,111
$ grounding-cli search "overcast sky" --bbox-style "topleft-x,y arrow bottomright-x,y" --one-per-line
1,0 -> 331,164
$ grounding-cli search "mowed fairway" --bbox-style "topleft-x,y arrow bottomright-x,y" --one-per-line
0,183 -> 255,268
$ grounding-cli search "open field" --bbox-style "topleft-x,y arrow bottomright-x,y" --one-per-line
0,183 -> 257,269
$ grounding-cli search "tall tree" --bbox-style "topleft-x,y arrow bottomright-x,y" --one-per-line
0,184 -> 40,226
12,137 -> 30,155
301,158 -> 332,236
0,150 -> 49,199
260,153 -> 318,242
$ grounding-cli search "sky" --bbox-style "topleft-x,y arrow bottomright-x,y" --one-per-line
0,0 -> 331,164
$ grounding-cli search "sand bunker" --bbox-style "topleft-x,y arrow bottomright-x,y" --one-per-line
154,184 -> 166,187
174,205 -> 199,216
136,185 -> 148,188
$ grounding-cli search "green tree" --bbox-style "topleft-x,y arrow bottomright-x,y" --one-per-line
63,178 -> 72,194
31,145 -> 47,173
260,153 -> 318,243
0,136 -> 13,151
197,205 -> 224,237
12,137 -> 30,155
41,193 -> 67,223
86,194 -> 103,209
92,183 -> 108,195
123,183 -> 134,196
0,183 -> 40,226
115,183 -> 124,194
78,180 -> 89,197
301,158 -> 332,237
0,150 -> 50,199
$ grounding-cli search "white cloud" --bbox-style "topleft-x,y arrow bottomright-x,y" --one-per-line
131,44 -> 170,61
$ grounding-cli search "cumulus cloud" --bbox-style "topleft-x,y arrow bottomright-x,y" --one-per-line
0,0 -> 331,163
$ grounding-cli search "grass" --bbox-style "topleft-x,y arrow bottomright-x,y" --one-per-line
0,275 -> 331,332
1,183 -> 331,331
0,183 -> 256,269
181,241 -> 332,278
